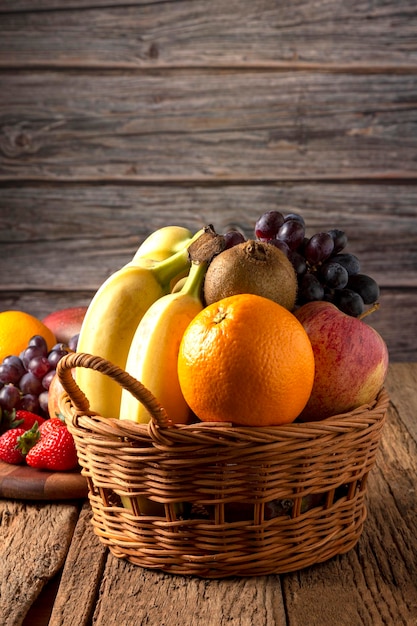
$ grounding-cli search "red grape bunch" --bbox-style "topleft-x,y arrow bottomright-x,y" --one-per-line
0,333 -> 78,425
252,210 -> 380,316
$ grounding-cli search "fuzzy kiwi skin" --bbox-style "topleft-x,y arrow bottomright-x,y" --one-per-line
203,240 -> 298,311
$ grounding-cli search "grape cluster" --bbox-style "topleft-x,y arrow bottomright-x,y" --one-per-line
248,210 -> 380,316
0,334 -> 78,420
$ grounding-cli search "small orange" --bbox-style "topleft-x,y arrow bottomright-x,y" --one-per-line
0,310 -> 57,362
177,294 -> 315,426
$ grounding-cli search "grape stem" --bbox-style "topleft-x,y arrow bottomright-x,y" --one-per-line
358,302 -> 380,320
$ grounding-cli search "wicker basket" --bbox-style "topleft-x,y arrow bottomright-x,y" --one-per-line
57,352 -> 389,578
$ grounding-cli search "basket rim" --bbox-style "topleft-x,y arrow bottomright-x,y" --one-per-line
61,386 -> 389,447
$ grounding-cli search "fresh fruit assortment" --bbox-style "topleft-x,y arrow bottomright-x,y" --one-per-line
0,312 -> 83,470
0,212 -> 388,476
73,215 -> 387,430
0,333 -> 78,420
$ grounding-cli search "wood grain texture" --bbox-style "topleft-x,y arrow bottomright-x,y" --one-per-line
0,499 -> 79,626
48,502 -> 107,626
92,560 -> 287,625
0,461 -> 88,500
1,183 -> 416,285
1,0 -> 417,68
1,71 -> 417,182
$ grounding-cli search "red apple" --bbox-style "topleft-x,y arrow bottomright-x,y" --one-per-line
47,369 -> 77,420
47,372 -> 67,419
42,306 -> 88,344
294,301 -> 389,421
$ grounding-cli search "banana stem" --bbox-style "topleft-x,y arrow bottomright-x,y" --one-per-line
180,260 -> 208,300
152,229 -> 205,288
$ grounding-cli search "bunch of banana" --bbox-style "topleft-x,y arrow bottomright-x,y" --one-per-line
132,225 -> 194,262
119,258 -> 208,424
76,226 -> 204,418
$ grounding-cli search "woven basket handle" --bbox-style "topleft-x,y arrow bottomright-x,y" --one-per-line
56,352 -> 171,428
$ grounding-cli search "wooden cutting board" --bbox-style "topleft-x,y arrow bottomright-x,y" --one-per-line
0,459 -> 88,500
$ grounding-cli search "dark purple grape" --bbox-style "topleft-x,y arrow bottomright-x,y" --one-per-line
288,250 -> 307,276
346,274 -> 380,304
0,362 -> 23,385
327,229 -> 348,254
335,289 -> 365,317
277,219 -> 305,250
48,347 -> 69,368
0,384 -> 21,412
304,233 -> 334,266
28,335 -> 48,355
284,212 -> 305,227
21,344 -> 46,369
50,342 -> 70,353
320,262 -> 349,289
68,334 -> 79,352
17,393 -> 41,414
269,238 -> 290,256
28,355 -> 52,380
39,390 -> 49,414
331,253 -> 360,276
2,355 -> 26,376
254,211 -> 284,240
223,230 -> 246,249
298,273 -> 325,303
18,371 -> 44,396
42,369 -> 56,391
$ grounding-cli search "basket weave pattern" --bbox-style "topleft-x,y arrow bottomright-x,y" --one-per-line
58,352 -> 389,578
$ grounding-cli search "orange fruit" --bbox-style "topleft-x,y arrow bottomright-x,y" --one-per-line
0,310 -> 57,362
177,294 -> 315,426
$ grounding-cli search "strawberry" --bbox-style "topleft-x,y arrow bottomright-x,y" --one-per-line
0,408 -> 45,434
26,424 -> 78,471
0,428 -> 27,464
39,417 -> 66,437
13,409 -> 46,430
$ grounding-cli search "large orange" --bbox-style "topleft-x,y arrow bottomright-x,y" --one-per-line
177,294 -> 315,426
0,310 -> 57,362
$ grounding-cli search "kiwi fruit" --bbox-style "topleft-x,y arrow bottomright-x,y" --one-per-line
203,240 -> 297,311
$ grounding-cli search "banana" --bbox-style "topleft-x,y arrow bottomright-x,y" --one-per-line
119,259 -> 207,424
132,225 -> 194,262
76,236 -> 202,419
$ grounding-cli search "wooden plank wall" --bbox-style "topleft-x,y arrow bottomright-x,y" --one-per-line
0,0 -> 416,362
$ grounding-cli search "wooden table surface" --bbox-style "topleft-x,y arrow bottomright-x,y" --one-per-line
0,362 -> 416,626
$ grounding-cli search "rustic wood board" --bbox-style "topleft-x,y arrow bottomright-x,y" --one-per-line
1,71 -> 416,182
0,460 -> 88,500
48,502 -> 107,626
2,184 -> 416,288
1,0 -> 416,68
0,499 -> 80,626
